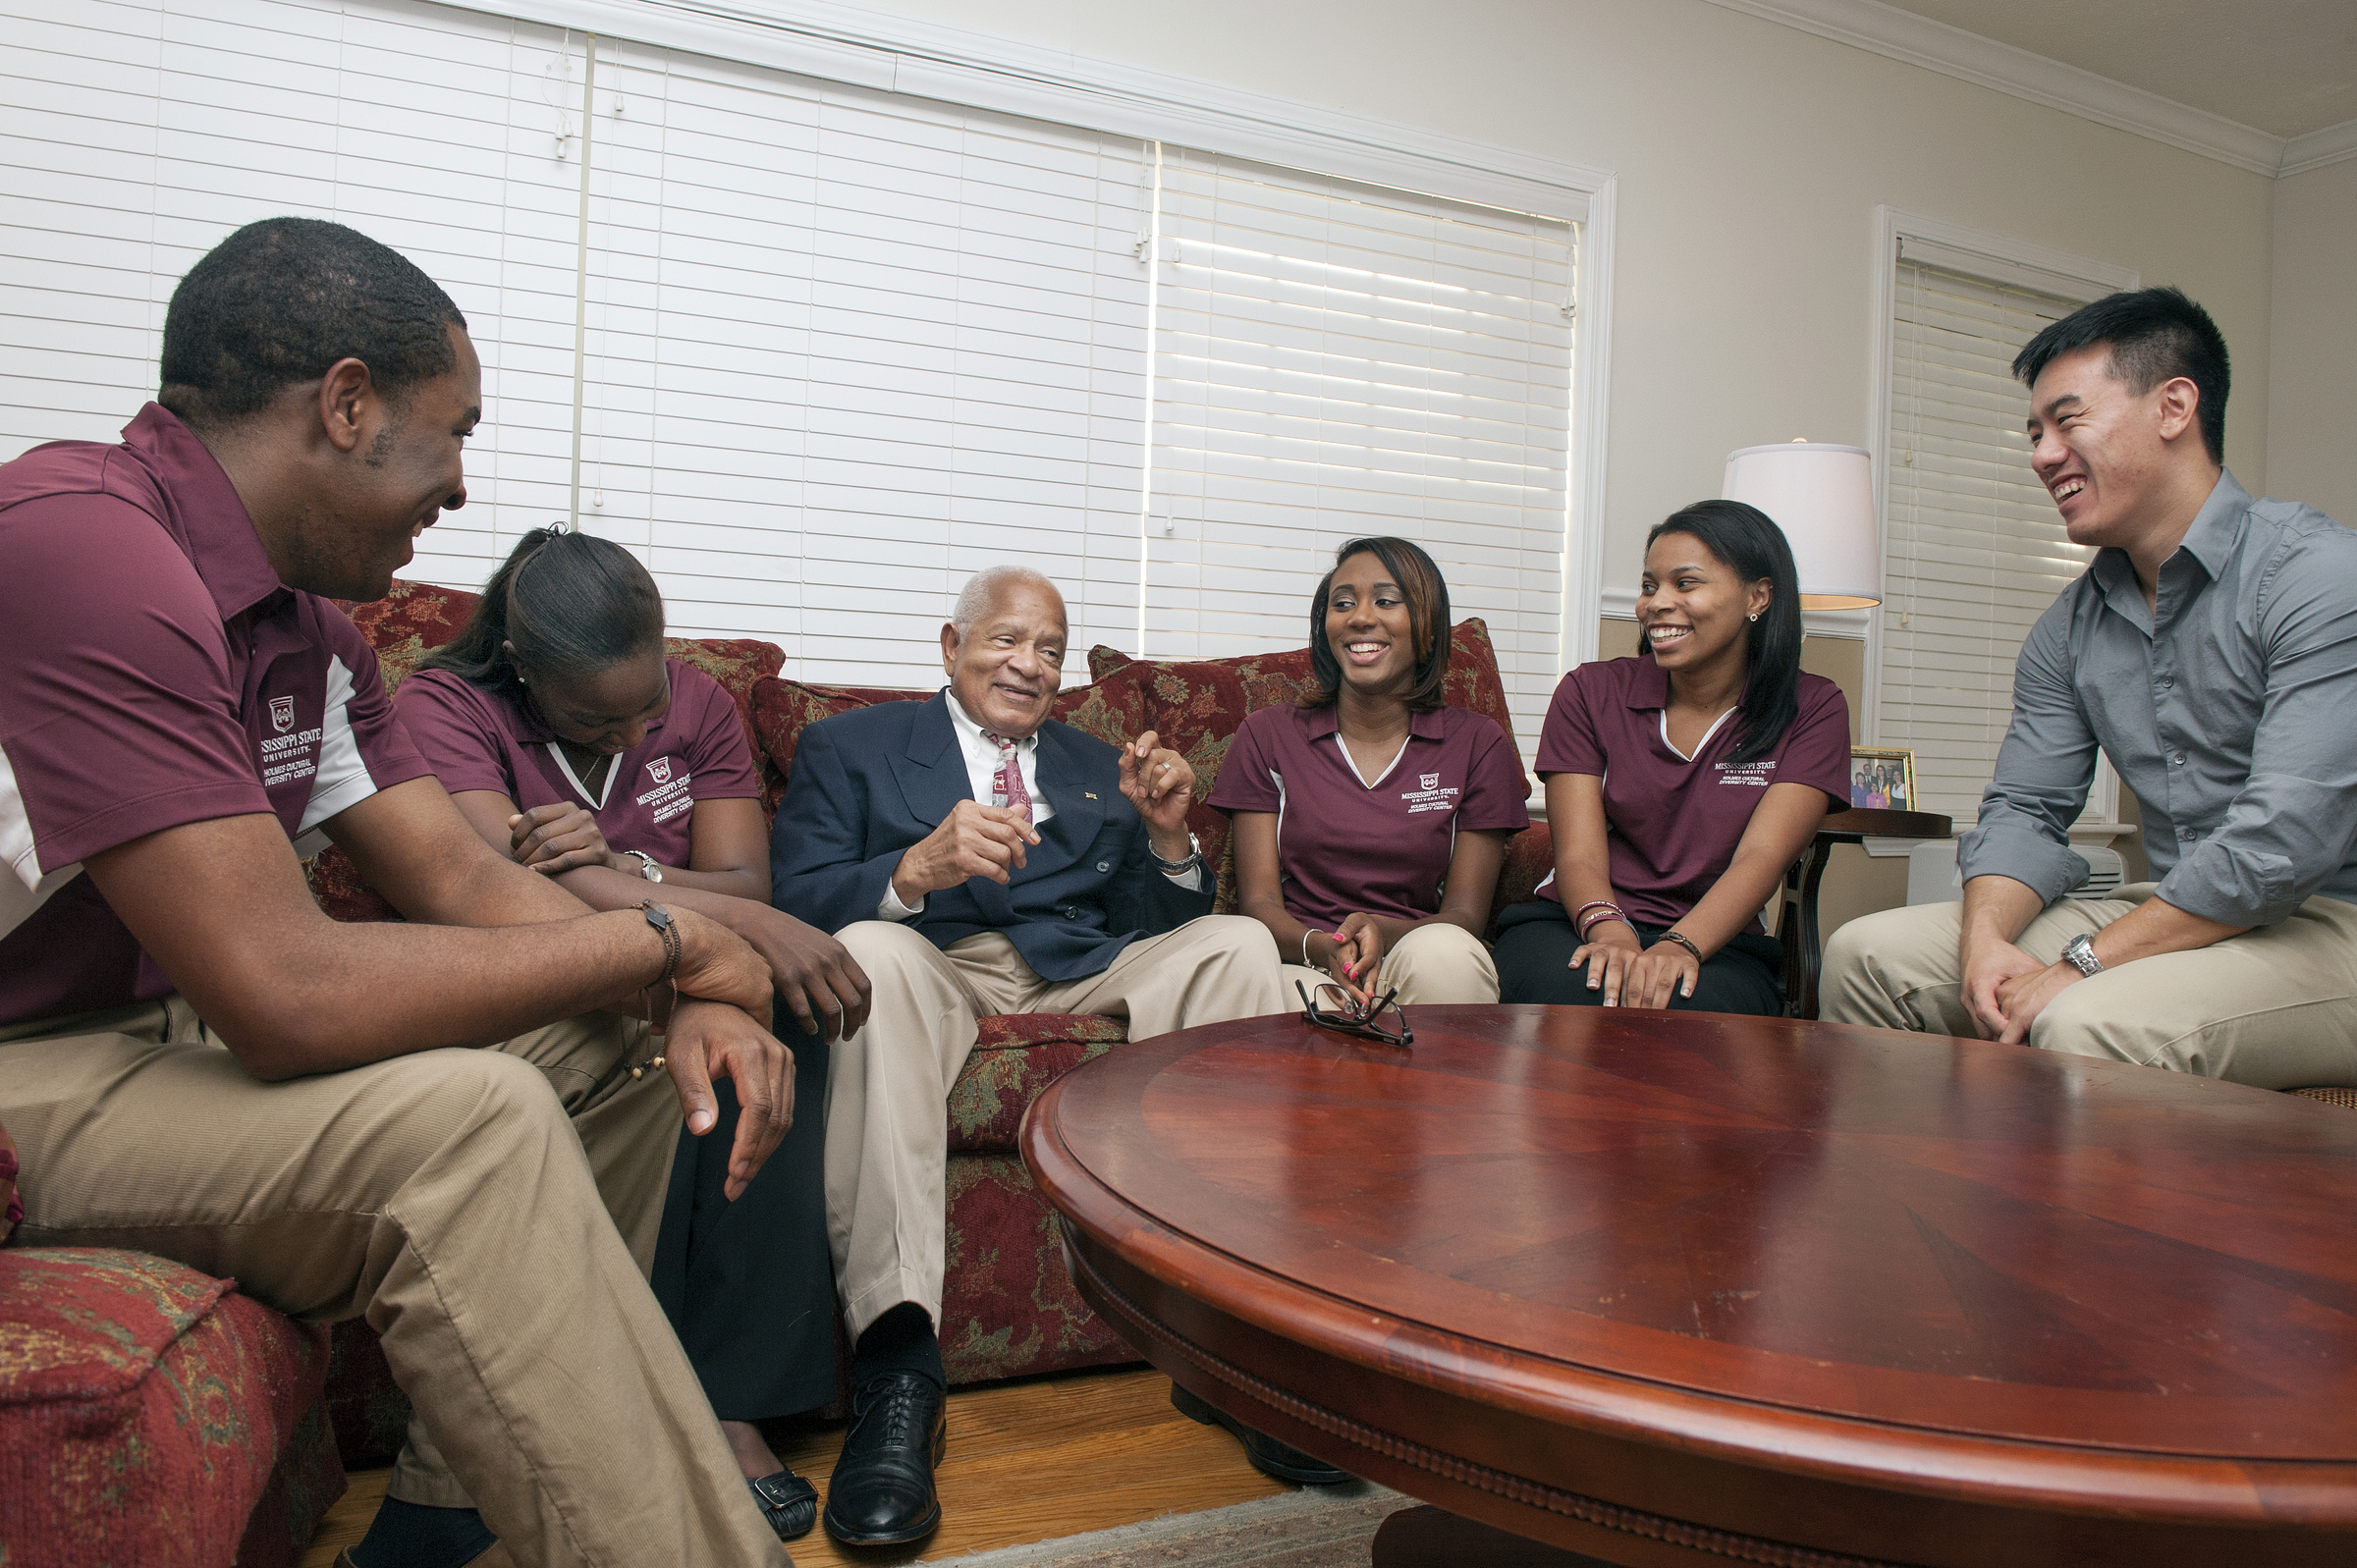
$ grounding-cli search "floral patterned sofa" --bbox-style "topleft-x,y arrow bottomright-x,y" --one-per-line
308,580 -> 1552,1464
0,1127 -> 344,1567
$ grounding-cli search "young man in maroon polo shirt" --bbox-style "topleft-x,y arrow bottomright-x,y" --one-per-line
0,219 -> 791,1567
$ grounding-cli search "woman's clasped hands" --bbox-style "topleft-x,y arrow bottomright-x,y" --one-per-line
1568,922 -> 1701,1009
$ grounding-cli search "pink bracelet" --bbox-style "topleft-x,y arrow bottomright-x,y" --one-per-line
1575,901 -> 1629,941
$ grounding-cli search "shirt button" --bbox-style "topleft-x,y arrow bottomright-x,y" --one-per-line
2179,828 -> 2196,839
1097,860 -> 1113,873
2159,676 -> 2174,690
2170,752 -> 2186,766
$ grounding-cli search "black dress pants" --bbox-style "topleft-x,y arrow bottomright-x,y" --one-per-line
650,1009 -> 837,1422
1493,901 -> 1785,1016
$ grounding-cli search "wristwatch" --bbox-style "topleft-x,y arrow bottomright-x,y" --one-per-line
1149,832 -> 1203,874
2061,933 -> 2104,977
624,848 -> 663,884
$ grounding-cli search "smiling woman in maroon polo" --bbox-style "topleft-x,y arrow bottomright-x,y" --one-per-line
1210,536 -> 1530,1006
1497,501 -> 1851,1013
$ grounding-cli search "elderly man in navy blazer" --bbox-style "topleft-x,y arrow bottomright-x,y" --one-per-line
774,566 -> 1288,1545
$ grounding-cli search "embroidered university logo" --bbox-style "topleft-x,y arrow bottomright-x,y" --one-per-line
1420,773 -> 1440,791
270,696 -> 296,732
646,757 -> 673,784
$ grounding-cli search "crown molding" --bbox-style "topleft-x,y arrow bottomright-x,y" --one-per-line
1697,0 -> 2294,179
2281,117 -> 2357,177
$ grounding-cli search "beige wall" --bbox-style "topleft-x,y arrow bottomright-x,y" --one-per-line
882,0 -> 2279,588
2266,156 -> 2357,526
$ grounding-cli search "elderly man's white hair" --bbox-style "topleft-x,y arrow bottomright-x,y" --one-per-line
951,565 -> 1065,635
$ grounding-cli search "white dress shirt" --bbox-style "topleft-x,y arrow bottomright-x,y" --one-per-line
878,688 -> 1201,919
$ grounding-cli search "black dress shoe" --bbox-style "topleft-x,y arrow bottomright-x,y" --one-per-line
823,1372 -> 948,1545
1172,1381 -> 1351,1486
746,1469 -> 818,1541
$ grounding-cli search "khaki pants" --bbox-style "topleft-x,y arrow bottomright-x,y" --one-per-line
1822,884 -> 2357,1088
1280,921 -> 1498,1008
827,915 -> 1286,1339
0,999 -> 787,1568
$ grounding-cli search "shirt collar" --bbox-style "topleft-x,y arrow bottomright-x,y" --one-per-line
1623,652 -> 1672,711
1301,704 -> 1451,739
2091,468 -> 2250,598
944,686 -> 1037,753
122,403 -> 287,624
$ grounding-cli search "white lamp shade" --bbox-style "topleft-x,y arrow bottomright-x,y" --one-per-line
1721,442 -> 1881,610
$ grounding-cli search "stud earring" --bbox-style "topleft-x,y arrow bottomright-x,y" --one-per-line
1747,612 -> 1759,622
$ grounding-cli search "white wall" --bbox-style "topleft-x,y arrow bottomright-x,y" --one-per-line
2267,156 -> 2357,526
865,0 -> 2280,588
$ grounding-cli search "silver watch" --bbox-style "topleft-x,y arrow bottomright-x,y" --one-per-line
624,848 -> 663,884
1149,832 -> 1203,873
2061,933 -> 2102,977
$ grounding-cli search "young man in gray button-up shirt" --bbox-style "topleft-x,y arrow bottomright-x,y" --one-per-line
1825,287 -> 2357,1088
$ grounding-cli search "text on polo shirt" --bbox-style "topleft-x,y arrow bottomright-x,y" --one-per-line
637,756 -> 693,824
1715,759 -> 1778,788
1399,772 -> 1460,814
258,725 -> 323,788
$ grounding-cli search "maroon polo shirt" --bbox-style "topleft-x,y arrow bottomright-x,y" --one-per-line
396,661 -> 760,869
1208,703 -> 1529,929
1534,656 -> 1850,930
0,405 -> 432,1027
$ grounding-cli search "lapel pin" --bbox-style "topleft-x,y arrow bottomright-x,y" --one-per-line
1084,791 -> 1098,800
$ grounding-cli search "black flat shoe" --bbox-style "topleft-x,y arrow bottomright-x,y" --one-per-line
746,1469 -> 818,1541
1171,1381 -> 1351,1486
823,1372 -> 948,1545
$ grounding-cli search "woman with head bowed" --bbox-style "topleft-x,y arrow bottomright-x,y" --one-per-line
395,527 -> 863,1545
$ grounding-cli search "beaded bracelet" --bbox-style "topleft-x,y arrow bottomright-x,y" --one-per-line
1574,900 -> 1629,941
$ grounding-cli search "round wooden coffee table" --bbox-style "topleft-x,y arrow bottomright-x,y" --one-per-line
1020,1006 -> 2357,1567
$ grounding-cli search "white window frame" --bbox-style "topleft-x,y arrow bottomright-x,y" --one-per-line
454,0 -> 1619,676
1861,206 -> 2139,851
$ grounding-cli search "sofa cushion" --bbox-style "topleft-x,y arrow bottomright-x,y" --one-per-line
940,1153 -> 1135,1385
947,1013 -> 1129,1155
0,1248 -> 338,1568
341,578 -> 479,693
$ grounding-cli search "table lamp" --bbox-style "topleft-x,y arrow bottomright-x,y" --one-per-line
1721,439 -> 1881,610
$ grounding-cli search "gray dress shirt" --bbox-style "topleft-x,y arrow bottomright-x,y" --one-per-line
1957,470 -> 2357,927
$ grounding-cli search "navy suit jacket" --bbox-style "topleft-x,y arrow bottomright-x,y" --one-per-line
772,691 -> 1216,982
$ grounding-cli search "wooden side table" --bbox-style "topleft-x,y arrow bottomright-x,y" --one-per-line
1776,807 -> 1950,1019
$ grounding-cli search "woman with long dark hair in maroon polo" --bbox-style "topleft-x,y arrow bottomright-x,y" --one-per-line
395,527 -> 863,1545
1496,501 -> 1850,1013
1210,537 -> 1530,1008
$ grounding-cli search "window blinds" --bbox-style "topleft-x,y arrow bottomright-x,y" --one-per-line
1144,150 -> 1577,755
1881,259 -> 2093,822
1,0 -> 1148,687
4,0 -> 1578,716
564,46 -> 1150,681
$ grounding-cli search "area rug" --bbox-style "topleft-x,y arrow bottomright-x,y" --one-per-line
933,1483 -> 1405,1568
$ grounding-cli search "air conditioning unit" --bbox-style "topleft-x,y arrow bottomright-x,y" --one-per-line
1905,840 -> 2128,905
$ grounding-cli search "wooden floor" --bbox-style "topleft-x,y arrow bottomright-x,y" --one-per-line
299,1367 -> 1293,1567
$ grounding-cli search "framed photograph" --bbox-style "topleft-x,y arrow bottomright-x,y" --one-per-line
1848,747 -> 1916,811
